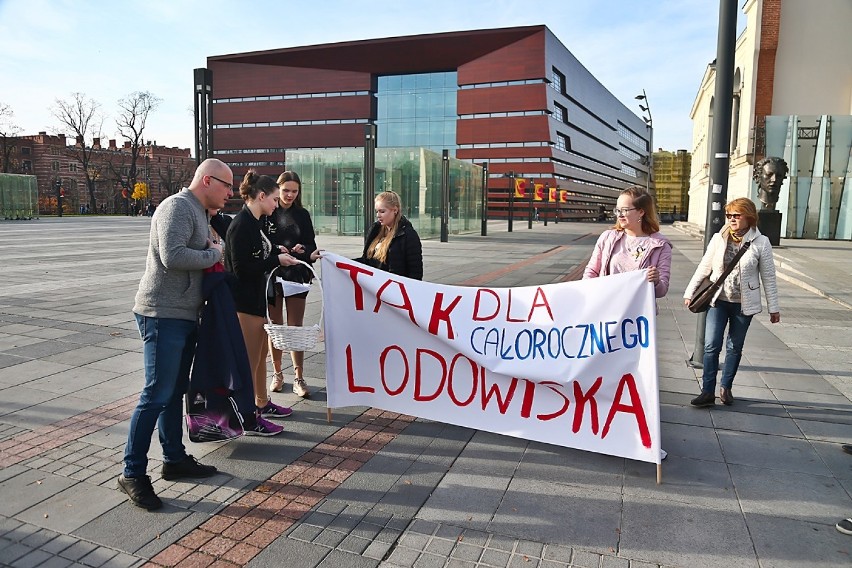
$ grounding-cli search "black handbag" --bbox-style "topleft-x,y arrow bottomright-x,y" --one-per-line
688,240 -> 751,313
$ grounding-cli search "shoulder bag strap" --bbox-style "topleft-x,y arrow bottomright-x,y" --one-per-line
708,240 -> 751,292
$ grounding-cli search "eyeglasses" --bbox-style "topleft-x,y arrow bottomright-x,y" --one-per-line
725,213 -> 742,219
613,207 -> 637,216
208,175 -> 233,191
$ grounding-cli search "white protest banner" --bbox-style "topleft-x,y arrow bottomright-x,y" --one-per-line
320,253 -> 661,464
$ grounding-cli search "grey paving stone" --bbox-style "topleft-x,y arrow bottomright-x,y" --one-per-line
424,537 -> 454,556
18,482 -> 126,534
717,430 -> 834,476
317,548 -> 380,568
516,443 -> 624,492
40,534 -> 78,555
34,556 -> 75,568
75,504 -> 196,557
79,546 -> 118,567
11,548 -> 54,568
728,464 -> 850,522
314,528 -> 347,548
3,522 -> 39,542
486,534 -> 517,552
384,545 -> 420,568
364,539 -> 394,560
623,455 -> 739,512
412,551 -> 445,568
570,550 -> 604,568
490,478 -> 622,554
20,528 -> 60,549
399,532 -> 430,551
0,470 -> 78,517
248,537 -> 331,568
289,523 -> 323,542
450,542 -> 482,562
417,472 -> 509,530
710,410 -> 803,438
58,541 -> 99,562
515,540 -> 543,558
745,513 -> 851,568
0,542 -> 31,565
541,543 -> 572,563
600,556 -> 629,568
480,547 -> 511,567
338,534 -> 372,555
619,497 -> 757,568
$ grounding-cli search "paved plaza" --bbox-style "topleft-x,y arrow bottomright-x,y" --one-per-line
0,216 -> 850,568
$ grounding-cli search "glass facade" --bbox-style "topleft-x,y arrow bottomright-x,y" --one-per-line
285,147 -> 483,237
0,173 -> 38,220
764,115 -> 852,240
376,72 -> 458,155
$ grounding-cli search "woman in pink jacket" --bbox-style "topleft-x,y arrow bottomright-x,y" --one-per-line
583,186 -> 672,461
583,186 -> 672,297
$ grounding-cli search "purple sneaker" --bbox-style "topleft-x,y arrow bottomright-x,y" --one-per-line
244,414 -> 284,436
258,401 -> 293,419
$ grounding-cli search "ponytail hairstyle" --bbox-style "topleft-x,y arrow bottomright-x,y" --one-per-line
367,190 -> 403,265
238,168 -> 277,201
276,170 -> 303,209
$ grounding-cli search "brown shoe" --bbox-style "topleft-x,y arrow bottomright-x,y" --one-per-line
720,387 -> 734,406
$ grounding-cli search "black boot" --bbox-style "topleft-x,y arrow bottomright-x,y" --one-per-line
690,391 -> 715,408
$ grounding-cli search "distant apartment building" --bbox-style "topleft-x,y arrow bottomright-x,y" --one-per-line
201,25 -> 650,232
9,133 -> 193,214
653,149 -> 691,221
689,0 -> 852,239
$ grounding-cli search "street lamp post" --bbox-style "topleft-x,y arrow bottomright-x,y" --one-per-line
635,90 -> 653,195
503,171 -> 515,232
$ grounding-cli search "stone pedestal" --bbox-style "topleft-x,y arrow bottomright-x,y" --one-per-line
759,209 -> 783,247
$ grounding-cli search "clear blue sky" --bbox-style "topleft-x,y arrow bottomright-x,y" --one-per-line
0,0 -> 740,154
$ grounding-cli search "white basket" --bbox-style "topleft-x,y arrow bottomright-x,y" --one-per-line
264,260 -> 323,352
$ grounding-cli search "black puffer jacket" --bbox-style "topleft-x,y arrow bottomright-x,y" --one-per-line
356,216 -> 423,280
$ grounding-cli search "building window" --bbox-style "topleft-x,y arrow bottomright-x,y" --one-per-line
23,160 -> 32,172
21,147 -> 31,155
551,67 -> 565,95
68,162 -> 78,172
376,71 -> 458,154
553,103 -> 567,124
51,161 -> 59,171
555,133 -> 570,151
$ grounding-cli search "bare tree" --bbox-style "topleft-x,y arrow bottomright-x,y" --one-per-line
158,162 -> 195,196
51,93 -> 103,210
115,91 -> 162,201
0,103 -> 23,173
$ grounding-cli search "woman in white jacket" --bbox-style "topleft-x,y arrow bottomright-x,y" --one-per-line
683,198 -> 781,407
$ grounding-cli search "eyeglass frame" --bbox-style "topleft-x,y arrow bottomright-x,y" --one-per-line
207,175 -> 233,191
725,213 -> 742,219
613,207 -> 637,216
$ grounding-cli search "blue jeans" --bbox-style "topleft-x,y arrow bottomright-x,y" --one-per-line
701,300 -> 753,393
123,314 -> 197,478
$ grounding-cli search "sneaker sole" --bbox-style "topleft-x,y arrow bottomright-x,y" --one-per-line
837,522 -> 852,535
244,428 -> 283,436
260,410 -> 293,419
161,471 -> 218,481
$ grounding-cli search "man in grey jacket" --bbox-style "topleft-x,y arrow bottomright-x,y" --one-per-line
118,158 -> 234,510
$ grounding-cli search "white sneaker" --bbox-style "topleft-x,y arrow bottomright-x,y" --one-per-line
293,377 -> 310,398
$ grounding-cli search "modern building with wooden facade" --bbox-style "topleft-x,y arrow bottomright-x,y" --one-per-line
202,25 -> 651,230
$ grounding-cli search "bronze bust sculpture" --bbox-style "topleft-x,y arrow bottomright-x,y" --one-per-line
753,157 -> 788,211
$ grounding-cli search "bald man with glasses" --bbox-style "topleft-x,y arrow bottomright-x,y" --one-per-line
119,159 -> 234,510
